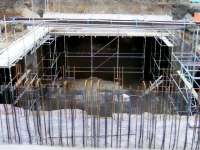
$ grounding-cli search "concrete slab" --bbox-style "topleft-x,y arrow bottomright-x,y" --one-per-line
0,26 -> 49,68
44,12 -> 173,22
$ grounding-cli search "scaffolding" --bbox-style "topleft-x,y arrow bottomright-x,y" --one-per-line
0,15 -> 199,149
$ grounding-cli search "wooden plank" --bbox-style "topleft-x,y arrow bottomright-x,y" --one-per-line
177,70 -> 199,101
15,69 -> 31,88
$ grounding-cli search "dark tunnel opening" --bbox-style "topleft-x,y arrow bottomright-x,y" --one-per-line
0,36 -> 171,105
39,36 -> 171,87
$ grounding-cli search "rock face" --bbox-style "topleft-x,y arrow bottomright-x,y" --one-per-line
14,2 -> 40,18
172,4 -> 190,19
0,0 -> 195,19
0,0 -> 16,9
0,0 -> 41,17
0,0 -> 23,16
